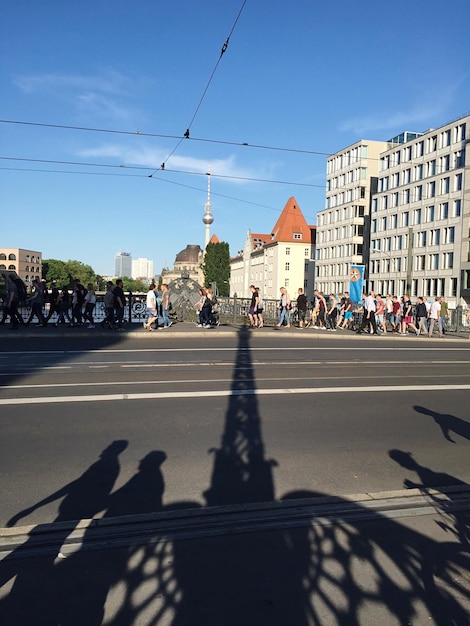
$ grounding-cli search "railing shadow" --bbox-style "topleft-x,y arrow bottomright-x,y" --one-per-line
1,328 -> 470,625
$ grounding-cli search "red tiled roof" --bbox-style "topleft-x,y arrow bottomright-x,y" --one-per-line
269,197 -> 311,244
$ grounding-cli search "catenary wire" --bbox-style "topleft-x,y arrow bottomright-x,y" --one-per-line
154,0 -> 248,173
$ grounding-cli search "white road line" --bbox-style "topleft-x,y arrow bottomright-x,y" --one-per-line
0,384 -> 469,406
0,373 -> 464,391
1,346 -> 469,356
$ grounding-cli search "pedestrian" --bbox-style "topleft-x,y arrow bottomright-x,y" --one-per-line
255,287 -> 264,328
44,281 -> 60,324
339,291 -> 353,330
102,281 -> 117,329
71,279 -> 86,326
391,296 -> 401,333
277,287 -> 291,328
55,287 -> 72,326
195,288 -> 206,327
428,297 -> 442,337
439,296 -> 449,335
143,283 -> 158,331
415,297 -> 428,336
375,294 -> 387,333
160,283 -> 172,328
2,273 -> 20,330
315,289 -> 327,329
357,291 -> 378,335
26,279 -> 47,326
384,294 -> 394,332
296,287 -> 308,328
248,285 -> 259,328
113,279 -> 126,328
326,293 -> 338,330
400,294 -> 418,335
83,283 -> 97,328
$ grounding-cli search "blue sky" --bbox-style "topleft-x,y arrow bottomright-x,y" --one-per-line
2,0 -> 469,276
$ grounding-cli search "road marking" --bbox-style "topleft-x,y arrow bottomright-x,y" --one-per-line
0,373 -> 465,391
0,384 -> 469,406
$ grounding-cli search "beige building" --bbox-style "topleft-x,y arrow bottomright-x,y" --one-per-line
230,197 -> 316,300
316,140 -> 390,295
0,247 -> 42,283
370,115 -> 469,306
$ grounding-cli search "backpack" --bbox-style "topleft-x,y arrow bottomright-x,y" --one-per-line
14,278 -> 28,303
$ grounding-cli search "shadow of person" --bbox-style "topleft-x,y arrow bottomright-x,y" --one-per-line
0,440 -> 128,625
48,450 -> 168,626
414,404 -> 470,443
389,448 -> 470,548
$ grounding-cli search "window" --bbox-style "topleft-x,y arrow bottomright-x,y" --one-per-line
455,173 -> 463,191
304,248 -> 309,257
416,255 -> 426,271
443,252 -> 454,269
360,167 -> 367,180
444,227 -> 455,244
0,253 -> 6,260
8,253 -> 16,261
427,160 -> 436,176
402,212 -> 409,227
439,202 -> 449,220
425,205 -> 435,222
415,185 -> 423,201
430,254 -> 439,270
285,262 -> 290,271
427,181 -> 436,198
430,229 -> 440,246
293,233 -> 302,240
440,154 -> 450,173
390,214 -> 398,229
441,177 -> 450,194
285,247 -> 290,255
413,208 -> 422,225
8,264 -> 16,270
453,200 -> 461,217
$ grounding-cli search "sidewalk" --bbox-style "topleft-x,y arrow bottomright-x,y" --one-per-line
1,319 -> 469,341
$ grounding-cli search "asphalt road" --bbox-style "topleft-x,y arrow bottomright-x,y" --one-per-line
1,328 -> 470,625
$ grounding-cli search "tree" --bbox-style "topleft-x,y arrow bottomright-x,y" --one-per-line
42,259 -> 97,287
201,242 -> 230,296
120,277 -> 148,293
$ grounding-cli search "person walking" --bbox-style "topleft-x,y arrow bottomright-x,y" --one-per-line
160,283 -> 172,328
26,279 -> 47,326
438,296 -> 449,335
44,281 -> 60,324
415,297 -> 428,336
55,287 -> 72,326
248,285 -> 259,328
400,294 -> 418,335
277,287 -> 291,328
296,288 -> 308,328
3,273 -> 20,330
113,279 -> 126,329
428,297 -> 442,337
256,287 -> 264,328
143,283 -> 158,331
357,291 -> 378,335
83,283 -> 97,329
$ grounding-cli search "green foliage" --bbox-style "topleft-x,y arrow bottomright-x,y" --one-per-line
42,259 -> 97,288
201,242 -> 231,296
119,277 -> 148,293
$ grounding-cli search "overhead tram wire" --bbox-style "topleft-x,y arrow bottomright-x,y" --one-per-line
0,118 -> 331,157
0,166 -> 295,214
0,156 -> 326,188
149,0 -> 248,175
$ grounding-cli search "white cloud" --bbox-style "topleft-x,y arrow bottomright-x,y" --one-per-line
13,69 -> 135,121
78,142 -> 272,182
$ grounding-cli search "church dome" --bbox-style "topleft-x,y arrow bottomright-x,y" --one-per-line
175,244 -> 202,264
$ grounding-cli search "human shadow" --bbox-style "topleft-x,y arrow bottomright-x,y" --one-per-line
390,448 -> 470,547
0,440 -> 128,625
414,404 -> 470,443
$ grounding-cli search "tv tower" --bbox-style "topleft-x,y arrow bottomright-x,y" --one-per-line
202,165 -> 214,250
